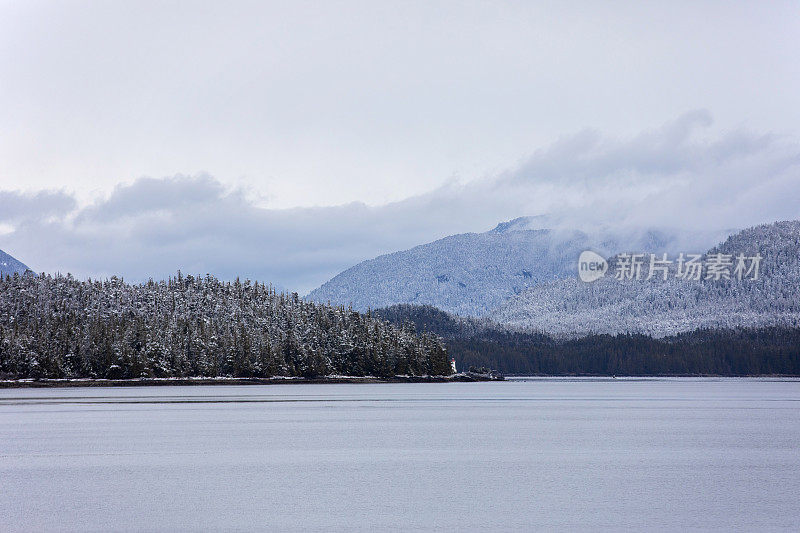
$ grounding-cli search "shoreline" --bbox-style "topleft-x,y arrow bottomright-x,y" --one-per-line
0,373 -> 503,388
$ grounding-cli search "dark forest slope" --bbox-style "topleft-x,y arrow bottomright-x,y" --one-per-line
375,304 -> 800,376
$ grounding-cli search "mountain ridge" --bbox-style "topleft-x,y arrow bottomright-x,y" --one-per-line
308,218 -> 733,317
0,249 -> 30,277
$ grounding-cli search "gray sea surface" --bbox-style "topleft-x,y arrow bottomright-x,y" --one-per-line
1,378 -> 799,531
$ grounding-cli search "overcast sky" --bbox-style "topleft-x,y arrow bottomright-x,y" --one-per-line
1,1 -> 799,292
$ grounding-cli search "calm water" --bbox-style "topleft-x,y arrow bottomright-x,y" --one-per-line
1,378 -> 799,532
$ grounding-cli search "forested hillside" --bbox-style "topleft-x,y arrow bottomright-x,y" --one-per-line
0,273 -> 451,380
495,221 -> 800,336
309,217 -> 728,317
376,304 -> 800,376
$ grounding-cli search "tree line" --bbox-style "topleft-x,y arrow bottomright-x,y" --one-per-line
376,304 -> 800,376
0,273 -> 452,380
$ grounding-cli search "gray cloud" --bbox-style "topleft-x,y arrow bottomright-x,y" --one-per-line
3,2 -> 798,210
0,190 -> 76,224
0,114 -> 798,293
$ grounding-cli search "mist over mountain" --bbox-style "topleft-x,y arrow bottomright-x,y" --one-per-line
495,220 -> 800,337
308,216 -> 731,317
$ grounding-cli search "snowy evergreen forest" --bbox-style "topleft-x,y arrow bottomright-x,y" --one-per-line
0,272 -> 452,380
496,221 -> 800,336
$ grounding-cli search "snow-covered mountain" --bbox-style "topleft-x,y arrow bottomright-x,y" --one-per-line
308,216 -> 730,316
0,249 -> 30,277
494,220 -> 800,337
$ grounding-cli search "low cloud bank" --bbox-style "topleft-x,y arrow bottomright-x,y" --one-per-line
1,111 -> 798,293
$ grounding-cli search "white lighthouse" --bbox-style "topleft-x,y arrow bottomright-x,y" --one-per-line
450,358 -> 457,373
